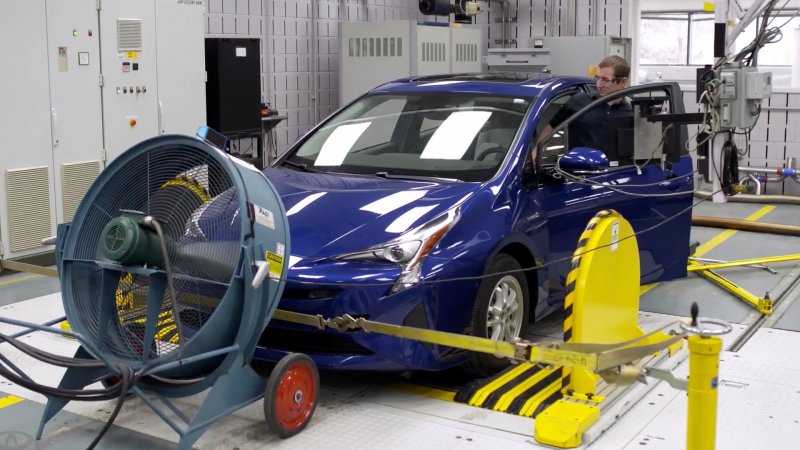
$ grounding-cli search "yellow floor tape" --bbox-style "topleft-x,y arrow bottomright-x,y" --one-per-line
0,395 -> 24,409
641,205 -> 775,297
693,205 -> 775,257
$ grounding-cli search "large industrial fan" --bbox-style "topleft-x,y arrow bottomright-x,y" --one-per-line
37,129 -> 316,448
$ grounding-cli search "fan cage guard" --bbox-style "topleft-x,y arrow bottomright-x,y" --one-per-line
62,142 -> 246,365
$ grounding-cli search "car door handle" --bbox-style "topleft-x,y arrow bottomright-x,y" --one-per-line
658,177 -> 691,191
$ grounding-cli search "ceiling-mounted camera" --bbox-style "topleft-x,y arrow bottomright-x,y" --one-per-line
464,1 -> 484,16
418,0 -> 458,16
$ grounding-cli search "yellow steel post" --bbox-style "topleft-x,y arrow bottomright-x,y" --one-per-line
686,335 -> 723,450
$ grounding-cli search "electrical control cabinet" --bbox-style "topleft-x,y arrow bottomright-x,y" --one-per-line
155,0 -> 207,137
0,0 -> 205,260
718,67 -> 772,130
0,1 -> 58,259
488,36 -> 630,76
486,48 -> 551,72
99,2 -> 160,163
340,21 -> 484,105
535,36 -> 631,77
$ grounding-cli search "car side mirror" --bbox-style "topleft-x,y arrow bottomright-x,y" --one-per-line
557,147 -> 609,174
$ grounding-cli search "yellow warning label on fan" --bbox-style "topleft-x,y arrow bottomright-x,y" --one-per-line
266,251 -> 284,279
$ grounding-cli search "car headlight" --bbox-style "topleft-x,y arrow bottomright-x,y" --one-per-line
339,207 -> 460,293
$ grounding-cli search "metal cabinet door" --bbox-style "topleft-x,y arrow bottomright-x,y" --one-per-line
0,1 -> 56,258
46,0 -> 104,224
98,0 -> 159,163
154,0 -> 206,136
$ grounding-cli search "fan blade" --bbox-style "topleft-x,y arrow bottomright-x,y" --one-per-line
174,241 -> 240,283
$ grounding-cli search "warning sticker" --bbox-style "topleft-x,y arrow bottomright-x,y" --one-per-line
253,204 -> 275,230
126,51 -> 138,60
611,221 -> 619,252
266,251 -> 284,279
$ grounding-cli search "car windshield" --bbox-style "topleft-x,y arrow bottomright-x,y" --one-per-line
283,92 -> 534,182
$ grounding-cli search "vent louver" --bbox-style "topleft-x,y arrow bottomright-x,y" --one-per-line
117,19 -> 143,52
62,160 -> 100,222
6,167 -> 52,252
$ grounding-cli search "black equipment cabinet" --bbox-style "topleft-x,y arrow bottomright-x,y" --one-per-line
205,38 -> 261,134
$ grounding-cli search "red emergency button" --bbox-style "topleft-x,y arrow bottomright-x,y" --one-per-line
129,119 -> 137,127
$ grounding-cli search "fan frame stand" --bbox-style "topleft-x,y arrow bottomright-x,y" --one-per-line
37,345 -> 267,450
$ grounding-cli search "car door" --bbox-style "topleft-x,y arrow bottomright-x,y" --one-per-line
530,82 -> 694,304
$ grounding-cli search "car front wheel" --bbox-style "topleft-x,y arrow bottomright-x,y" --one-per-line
462,254 -> 530,377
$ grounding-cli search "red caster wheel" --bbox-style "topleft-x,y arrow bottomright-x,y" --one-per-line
264,353 -> 319,438
101,375 -> 122,389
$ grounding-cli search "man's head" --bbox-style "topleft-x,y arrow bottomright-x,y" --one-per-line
595,55 -> 630,97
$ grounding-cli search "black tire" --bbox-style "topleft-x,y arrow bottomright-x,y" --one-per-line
264,353 -> 319,438
461,254 -> 530,377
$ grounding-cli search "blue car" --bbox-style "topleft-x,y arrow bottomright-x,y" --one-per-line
243,74 -> 694,374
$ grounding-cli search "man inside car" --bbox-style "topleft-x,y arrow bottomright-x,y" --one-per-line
536,55 -> 633,154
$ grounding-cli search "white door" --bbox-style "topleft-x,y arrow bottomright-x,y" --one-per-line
154,0 -> 206,136
0,0 -> 56,258
99,0 -> 159,163
45,0 -> 104,223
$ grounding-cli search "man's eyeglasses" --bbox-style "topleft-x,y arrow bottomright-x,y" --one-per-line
594,76 -> 625,84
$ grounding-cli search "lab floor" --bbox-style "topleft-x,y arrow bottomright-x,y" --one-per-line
2,200 -> 800,450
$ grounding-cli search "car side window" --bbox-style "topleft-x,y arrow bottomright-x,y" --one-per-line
536,90 -> 578,166
537,84 -> 683,169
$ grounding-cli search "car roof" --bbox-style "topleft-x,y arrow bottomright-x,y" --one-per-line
369,73 -> 591,98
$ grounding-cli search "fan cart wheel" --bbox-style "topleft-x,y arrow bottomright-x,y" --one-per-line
101,374 -> 140,396
264,353 -> 319,438
100,375 -> 122,389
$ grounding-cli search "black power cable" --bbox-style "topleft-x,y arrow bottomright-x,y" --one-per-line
721,138 -> 741,195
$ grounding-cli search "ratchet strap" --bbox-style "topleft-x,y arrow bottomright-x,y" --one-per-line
271,309 -> 685,372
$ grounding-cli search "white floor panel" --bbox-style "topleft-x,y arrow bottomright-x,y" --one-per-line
591,326 -> 800,450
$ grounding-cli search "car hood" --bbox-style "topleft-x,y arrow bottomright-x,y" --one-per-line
262,167 -> 479,258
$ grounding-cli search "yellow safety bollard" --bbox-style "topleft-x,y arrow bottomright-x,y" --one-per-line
686,334 -> 723,450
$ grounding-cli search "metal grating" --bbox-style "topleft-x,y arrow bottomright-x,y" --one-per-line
6,167 -> 52,252
62,160 -> 100,222
456,43 -> 477,62
349,36 -> 403,58
117,18 -> 143,52
422,42 -> 445,62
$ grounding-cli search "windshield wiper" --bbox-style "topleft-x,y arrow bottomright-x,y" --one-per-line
281,159 -> 321,173
375,171 -> 461,183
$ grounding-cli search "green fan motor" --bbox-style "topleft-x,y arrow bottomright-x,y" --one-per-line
100,210 -> 164,267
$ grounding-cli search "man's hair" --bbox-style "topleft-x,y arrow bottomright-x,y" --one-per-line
598,55 -> 630,79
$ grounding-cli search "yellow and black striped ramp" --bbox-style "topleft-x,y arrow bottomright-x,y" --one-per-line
452,362 -> 568,418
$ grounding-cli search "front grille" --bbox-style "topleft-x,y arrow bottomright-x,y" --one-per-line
259,327 -> 374,355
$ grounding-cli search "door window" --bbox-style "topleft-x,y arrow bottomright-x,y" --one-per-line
537,84 -> 684,170
535,90 -> 578,166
